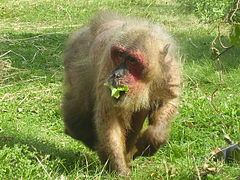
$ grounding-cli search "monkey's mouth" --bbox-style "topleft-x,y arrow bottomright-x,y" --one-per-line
104,82 -> 129,99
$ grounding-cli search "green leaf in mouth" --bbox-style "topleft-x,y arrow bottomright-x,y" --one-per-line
104,82 -> 129,99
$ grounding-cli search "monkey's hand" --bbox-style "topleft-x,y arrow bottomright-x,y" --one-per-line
134,100 -> 178,158
134,125 -> 167,158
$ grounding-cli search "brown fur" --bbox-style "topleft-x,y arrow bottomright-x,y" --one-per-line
63,11 -> 181,176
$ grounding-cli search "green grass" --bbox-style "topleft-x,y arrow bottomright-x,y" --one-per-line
0,0 -> 239,179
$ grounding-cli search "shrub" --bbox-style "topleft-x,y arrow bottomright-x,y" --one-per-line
178,0 -> 237,23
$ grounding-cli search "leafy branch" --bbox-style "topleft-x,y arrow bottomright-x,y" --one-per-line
211,0 -> 240,61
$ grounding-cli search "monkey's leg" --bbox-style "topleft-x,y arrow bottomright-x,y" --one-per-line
125,110 -> 148,163
95,112 -> 130,176
134,100 -> 178,158
63,91 -> 96,150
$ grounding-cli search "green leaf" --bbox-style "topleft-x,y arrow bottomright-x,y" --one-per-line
230,24 -> 240,46
104,82 -> 129,99
111,88 -> 120,98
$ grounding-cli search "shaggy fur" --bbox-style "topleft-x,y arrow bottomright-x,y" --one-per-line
63,11 -> 181,176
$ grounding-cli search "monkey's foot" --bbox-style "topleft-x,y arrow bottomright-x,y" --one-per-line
117,167 -> 131,177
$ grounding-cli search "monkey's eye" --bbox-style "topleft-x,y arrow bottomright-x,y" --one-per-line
116,51 -> 125,59
126,56 -> 138,64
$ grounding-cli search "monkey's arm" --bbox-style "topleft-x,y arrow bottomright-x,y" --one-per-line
134,98 -> 178,157
133,50 -> 181,158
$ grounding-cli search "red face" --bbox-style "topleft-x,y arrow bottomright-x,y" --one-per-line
110,45 -> 148,89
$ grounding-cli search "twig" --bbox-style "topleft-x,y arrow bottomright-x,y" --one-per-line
210,88 -> 220,112
97,159 -> 109,179
216,25 -> 231,50
11,51 -> 28,62
29,145 -> 51,178
0,76 -> 46,89
214,45 -> 234,59
193,156 -> 202,180
211,24 -> 226,82
1,70 -> 28,81
35,155 -> 51,178
162,160 -> 169,180
189,38 -> 198,48
0,88 -> 52,101
222,129 -> 234,145
83,153 -> 89,176
0,50 -> 12,58
31,50 -> 39,62
0,50 -> 28,62
229,0 -> 240,22
209,88 -> 224,118
18,92 -> 30,105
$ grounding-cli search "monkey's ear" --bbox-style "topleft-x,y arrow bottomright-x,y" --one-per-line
163,44 -> 170,56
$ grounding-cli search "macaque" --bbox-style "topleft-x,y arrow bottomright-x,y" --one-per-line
63,11 -> 181,176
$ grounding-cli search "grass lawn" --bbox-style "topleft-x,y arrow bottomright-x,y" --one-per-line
0,0 -> 239,179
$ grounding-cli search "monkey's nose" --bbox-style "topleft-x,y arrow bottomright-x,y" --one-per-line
113,68 -> 127,78
113,72 -> 121,78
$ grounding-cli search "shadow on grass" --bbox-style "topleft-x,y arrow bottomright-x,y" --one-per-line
0,32 -> 100,176
174,31 -> 240,69
0,32 -> 68,81
0,134 -> 98,175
